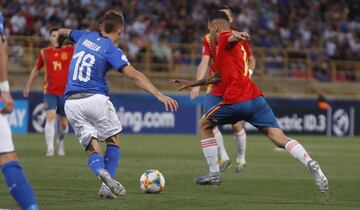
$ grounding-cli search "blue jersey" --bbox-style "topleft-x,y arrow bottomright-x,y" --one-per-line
65,30 -> 130,98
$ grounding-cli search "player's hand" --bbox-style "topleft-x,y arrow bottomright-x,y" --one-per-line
23,86 -> 30,98
0,91 -> 14,114
169,79 -> 192,91
190,86 -> 200,100
234,32 -> 250,41
156,93 -> 178,112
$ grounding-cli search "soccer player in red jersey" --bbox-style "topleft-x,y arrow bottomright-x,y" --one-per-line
171,11 -> 328,193
23,28 -> 74,156
190,5 -> 254,173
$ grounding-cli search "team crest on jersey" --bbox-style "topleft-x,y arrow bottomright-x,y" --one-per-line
61,52 -> 68,60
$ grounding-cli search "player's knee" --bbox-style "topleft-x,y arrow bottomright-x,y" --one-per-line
0,152 -> 17,165
200,117 -> 214,131
46,111 -> 56,122
232,121 -> 243,133
60,119 -> 68,129
106,135 -> 120,146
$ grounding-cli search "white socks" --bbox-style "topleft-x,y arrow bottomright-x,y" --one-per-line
213,127 -> 230,161
58,126 -> 68,141
234,129 -> 247,164
285,139 -> 312,167
201,137 -> 219,174
44,120 -> 55,152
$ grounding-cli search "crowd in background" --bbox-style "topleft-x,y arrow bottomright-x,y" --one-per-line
1,0 -> 359,81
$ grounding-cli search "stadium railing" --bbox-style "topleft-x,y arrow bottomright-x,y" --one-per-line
7,35 -> 360,98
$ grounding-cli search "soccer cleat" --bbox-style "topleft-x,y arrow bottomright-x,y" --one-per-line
194,172 -> 221,186
57,139 -> 65,156
98,169 -> 126,196
233,162 -> 247,173
99,183 -> 117,199
25,204 -> 39,210
219,160 -> 232,172
307,160 -> 329,193
46,149 -> 54,157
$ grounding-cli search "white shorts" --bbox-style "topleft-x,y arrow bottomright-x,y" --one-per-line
64,94 -> 122,149
0,114 -> 15,153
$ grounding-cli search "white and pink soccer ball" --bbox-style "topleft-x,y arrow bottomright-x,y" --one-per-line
139,170 -> 165,193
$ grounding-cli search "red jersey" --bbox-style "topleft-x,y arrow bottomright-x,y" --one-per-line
35,45 -> 74,95
202,33 -> 222,95
214,31 -> 262,104
202,31 -> 253,97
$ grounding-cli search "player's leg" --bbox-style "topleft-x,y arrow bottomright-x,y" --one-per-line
194,115 -> 221,186
203,94 -> 231,171
248,96 -> 328,192
232,121 -> 247,173
0,115 -> 38,210
98,135 -> 121,199
56,96 -> 68,156
104,135 -> 120,178
44,94 -> 57,156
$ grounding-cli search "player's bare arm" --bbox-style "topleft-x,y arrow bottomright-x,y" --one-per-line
0,36 -> 14,114
23,67 -> 40,97
190,55 -> 210,99
55,28 -> 72,48
123,65 -> 178,112
170,72 -> 221,91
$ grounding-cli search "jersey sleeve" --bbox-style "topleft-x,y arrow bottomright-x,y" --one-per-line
35,50 -> 44,70
242,42 -> 253,58
69,29 -> 89,43
219,32 -> 233,50
202,36 -> 210,56
106,46 -> 130,72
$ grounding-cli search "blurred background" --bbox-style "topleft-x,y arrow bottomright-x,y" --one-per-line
2,0 -> 360,95
1,0 -> 359,136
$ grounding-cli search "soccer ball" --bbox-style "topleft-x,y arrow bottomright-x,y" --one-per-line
139,170 -> 165,193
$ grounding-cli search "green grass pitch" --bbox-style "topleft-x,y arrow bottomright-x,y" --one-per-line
1,134 -> 360,210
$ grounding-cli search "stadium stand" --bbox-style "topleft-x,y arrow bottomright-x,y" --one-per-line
1,0 -> 360,97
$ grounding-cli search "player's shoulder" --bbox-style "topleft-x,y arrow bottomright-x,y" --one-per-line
41,47 -> 52,54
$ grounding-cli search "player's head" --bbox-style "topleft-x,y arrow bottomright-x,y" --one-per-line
49,28 -> 59,47
100,10 -> 124,42
208,11 -> 231,34
219,4 -> 233,24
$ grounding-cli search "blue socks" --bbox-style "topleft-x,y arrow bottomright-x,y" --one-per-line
1,161 -> 38,210
104,145 -> 120,177
87,152 -> 104,176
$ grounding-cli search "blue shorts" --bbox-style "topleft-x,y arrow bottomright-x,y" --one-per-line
203,94 -> 223,113
206,96 -> 279,129
44,94 -> 66,116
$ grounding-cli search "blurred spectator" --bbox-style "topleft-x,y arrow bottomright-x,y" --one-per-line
317,94 -> 331,110
0,0 -> 359,65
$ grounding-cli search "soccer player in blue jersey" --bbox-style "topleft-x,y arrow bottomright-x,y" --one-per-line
0,11 -> 39,210
56,10 -> 178,199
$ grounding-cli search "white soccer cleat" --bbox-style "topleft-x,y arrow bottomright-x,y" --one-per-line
46,149 -> 54,157
98,183 -> 117,199
57,140 -> 65,156
98,169 -> 126,196
307,160 -> 329,193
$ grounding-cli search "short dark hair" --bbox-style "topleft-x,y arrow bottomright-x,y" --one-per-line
102,10 -> 124,33
208,11 -> 230,22
219,4 -> 231,11
49,28 -> 59,34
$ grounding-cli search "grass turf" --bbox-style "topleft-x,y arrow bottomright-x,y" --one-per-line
1,134 -> 360,210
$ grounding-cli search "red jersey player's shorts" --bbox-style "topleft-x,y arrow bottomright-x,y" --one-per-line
205,96 -> 279,128
35,45 -> 74,95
